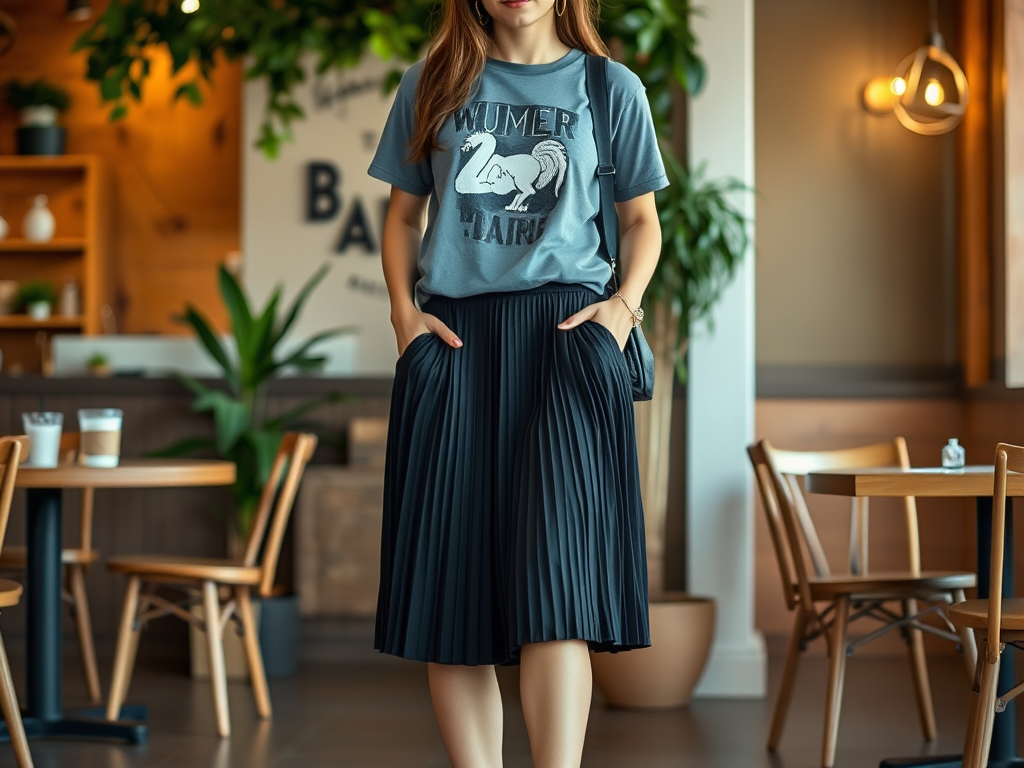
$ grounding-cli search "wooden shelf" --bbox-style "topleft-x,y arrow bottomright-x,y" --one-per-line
0,239 -> 86,253
0,315 -> 84,330
0,155 -> 95,171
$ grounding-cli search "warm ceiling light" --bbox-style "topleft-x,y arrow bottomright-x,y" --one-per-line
181,0 -> 200,12
861,2 -> 968,136
66,0 -> 92,21
924,78 -> 945,106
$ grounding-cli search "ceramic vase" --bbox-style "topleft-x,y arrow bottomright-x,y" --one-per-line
24,195 -> 55,242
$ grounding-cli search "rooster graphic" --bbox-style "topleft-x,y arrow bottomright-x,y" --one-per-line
455,131 -> 567,212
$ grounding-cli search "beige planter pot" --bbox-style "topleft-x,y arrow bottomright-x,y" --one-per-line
590,594 -> 715,709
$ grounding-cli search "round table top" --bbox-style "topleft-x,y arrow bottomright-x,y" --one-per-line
15,458 -> 236,489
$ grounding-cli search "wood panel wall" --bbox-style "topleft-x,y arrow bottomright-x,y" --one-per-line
0,0 -> 237,335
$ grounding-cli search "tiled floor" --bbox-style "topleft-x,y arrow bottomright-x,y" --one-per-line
6,631 -> 1004,768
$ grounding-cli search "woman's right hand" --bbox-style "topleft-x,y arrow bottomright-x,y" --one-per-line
393,306 -> 463,356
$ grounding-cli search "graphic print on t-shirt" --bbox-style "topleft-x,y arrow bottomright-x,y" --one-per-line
452,100 -> 579,247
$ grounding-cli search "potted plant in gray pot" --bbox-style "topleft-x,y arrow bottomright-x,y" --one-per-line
158,263 -> 350,679
2,78 -> 71,156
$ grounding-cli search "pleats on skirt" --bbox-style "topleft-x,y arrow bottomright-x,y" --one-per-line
375,282 -> 650,666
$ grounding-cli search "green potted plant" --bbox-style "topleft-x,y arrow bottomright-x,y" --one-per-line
15,280 -> 57,321
159,262 -> 351,679
86,352 -> 110,377
2,78 -> 71,155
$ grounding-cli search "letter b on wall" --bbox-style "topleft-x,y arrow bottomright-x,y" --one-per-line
307,162 -> 340,220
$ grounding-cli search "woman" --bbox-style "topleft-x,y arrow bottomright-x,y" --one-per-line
366,0 -> 667,763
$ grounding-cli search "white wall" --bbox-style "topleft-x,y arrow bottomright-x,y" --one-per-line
243,53 -> 407,375
688,0 -> 767,697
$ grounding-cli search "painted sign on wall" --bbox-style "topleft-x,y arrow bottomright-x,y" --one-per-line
243,53 -> 414,375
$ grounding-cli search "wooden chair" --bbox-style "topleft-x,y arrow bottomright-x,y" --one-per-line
104,432 -> 317,737
949,442 -> 1024,768
0,432 -> 102,703
748,438 -> 978,768
0,436 -> 35,767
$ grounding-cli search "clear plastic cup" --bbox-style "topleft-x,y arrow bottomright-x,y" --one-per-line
78,408 -> 123,468
22,412 -> 64,468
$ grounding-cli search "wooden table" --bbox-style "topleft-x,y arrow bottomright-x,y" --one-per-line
806,466 -> 1024,768
1,459 -> 235,746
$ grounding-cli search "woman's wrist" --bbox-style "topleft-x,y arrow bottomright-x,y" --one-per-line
390,299 -> 419,326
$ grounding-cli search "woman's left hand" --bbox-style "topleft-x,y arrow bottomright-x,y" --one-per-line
557,298 -> 633,351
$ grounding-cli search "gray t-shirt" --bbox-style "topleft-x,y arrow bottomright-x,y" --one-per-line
367,47 -> 669,305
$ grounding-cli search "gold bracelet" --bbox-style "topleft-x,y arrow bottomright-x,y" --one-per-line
612,292 -> 644,328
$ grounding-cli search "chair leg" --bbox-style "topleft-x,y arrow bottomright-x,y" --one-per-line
106,575 -> 141,721
962,631 -> 985,768
68,564 -> 101,703
973,649 -> 1001,768
235,586 -> 272,719
0,629 -> 34,768
203,579 -> 231,737
768,610 -> 806,750
903,598 -> 937,741
822,595 -> 850,768
953,590 -> 978,681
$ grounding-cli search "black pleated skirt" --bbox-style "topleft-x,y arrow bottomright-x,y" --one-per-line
375,283 -> 650,666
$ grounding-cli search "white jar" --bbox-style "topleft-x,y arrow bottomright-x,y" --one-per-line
59,278 -> 80,317
24,195 -> 55,243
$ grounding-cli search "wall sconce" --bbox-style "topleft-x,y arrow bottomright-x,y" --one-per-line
861,6 -> 968,136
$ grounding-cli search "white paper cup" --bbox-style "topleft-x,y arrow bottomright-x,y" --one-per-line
22,412 -> 63,468
78,408 -> 122,468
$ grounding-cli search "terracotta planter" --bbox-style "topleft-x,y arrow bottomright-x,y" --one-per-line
590,593 -> 715,709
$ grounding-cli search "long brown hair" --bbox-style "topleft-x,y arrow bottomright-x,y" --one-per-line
407,0 -> 609,163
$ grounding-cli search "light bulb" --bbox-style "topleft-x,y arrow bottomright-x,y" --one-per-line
890,77 -> 907,96
924,78 -> 944,106
181,0 -> 199,12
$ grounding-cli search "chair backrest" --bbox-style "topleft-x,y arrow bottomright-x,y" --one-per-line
748,437 -> 920,613
241,432 -> 318,597
987,443 -> 1024,662
0,436 -> 29,556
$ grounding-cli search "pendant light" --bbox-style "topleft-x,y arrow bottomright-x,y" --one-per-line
861,0 -> 968,136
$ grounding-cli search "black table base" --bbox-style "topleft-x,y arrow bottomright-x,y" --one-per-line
19,488 -> 149,745
879,498 -> 1017,767
0,716 -> 147,744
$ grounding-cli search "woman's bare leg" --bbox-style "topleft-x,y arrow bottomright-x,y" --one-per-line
427,662 -> 504,768
519,640 -> 593,768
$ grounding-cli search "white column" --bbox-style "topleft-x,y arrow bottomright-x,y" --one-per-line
687,0 -> 766,698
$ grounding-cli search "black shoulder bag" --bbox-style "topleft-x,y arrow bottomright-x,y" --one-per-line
584,53 -> 655,402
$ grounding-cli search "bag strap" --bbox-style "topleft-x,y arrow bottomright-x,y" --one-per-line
585,53 -> 620,291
